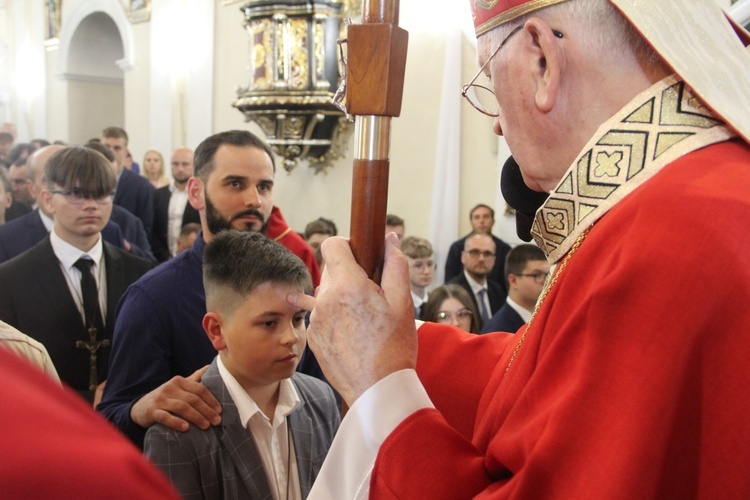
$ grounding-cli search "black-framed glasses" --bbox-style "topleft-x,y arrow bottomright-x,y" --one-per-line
516,271 -> 550,284
464,249 -> 495,259
50,189 -> 113,205
461,27 -> 564,117
437,309 -> 473,322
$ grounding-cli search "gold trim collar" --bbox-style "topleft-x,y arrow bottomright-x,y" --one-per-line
531,75 -> 735,263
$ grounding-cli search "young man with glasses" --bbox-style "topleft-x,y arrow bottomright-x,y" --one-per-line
448,232 -> 505,329
0,146 -> 152,403
296,0 -> 750,497
400,236 -> 435,319
481,244 -> 548,334
444,203 -> 511,284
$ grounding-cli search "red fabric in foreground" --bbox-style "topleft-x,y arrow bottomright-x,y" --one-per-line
0,348 -> 178,499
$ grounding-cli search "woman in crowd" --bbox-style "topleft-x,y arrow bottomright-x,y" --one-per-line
141,149 -> 169,189
422,284 -> 480,334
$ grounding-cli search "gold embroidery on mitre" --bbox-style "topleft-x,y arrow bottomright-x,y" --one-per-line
474,0 -> 500,9
531,75 -> 734,262
475,0 -> 571,36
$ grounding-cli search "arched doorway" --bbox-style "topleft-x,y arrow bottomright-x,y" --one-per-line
64,11 -> 124,144
57,0 -> 134,145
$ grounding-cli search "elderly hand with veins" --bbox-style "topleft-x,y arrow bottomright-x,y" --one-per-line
288,233 -> 417,406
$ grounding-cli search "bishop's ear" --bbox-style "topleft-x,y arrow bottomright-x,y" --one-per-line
524,18 -> 563,113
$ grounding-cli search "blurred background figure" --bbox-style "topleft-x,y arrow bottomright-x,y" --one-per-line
385,213 -> 405,240
482,244 -> 549,334
0,168 -> 12,225
124,150 -> 140,175
175,222 -> 200,254
142,149 -> 169,189
422,284 -> 480,334
304,216 -> 337,269
401,236 -> 435,318
0,133 -> 13,168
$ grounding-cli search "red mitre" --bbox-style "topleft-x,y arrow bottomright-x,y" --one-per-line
471,0 -> 571,37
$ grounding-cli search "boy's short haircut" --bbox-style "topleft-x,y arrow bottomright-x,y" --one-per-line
203,231 -> 312,313
101,126 -> 129,144
504,244 -> 546,279
45,146 -> 116,198
193,130 -> 276,181
304,217 -> 337,239
401,236 -> 433,259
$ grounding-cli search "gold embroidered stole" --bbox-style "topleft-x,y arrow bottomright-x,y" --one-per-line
530,75 -> 735,263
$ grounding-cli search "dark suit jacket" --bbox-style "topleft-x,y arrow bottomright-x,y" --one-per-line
144,361 -> 340,499
114,168 -> 154,235
448,272 -> 506,330
444,233 -> 512,285
0,237 -> 152,391
480,301 -> 525,334
150,185 -> 200,262
110,204 -> 156,263
5,199 -> 31,222
0,209 -> 126,264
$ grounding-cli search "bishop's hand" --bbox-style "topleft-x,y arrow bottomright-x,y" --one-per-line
289,233 -> 417,406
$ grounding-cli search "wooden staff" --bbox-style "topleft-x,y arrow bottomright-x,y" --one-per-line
346,0 -> 408,282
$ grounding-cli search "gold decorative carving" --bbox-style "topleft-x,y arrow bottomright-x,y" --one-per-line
235,0 -> 353,173
288,19 -> 309,90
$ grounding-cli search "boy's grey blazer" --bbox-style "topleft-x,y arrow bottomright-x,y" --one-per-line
144,359 -> 341,499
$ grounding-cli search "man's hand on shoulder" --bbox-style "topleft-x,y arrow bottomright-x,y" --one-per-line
289,233 -> 417,406
130,365 -> 222,431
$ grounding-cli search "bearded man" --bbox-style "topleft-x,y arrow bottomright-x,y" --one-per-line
98,130 -> 277,448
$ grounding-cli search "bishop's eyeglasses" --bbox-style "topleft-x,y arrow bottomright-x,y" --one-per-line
462,26 -> 564,117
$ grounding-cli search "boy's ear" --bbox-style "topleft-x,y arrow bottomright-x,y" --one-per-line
507,274 -> 519,289
203,312 -> 227,351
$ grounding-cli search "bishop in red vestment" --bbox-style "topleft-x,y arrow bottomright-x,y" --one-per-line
294,0 -> 750,498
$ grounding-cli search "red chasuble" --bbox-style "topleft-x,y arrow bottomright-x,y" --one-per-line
371,140 -> 750,498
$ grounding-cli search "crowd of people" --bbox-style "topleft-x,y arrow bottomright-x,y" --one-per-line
2,0 -> 750,497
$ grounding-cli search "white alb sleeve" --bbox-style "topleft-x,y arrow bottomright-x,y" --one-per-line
307,367 -> 434,499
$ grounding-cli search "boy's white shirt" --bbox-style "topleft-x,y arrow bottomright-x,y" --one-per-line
217,356 -> 303,500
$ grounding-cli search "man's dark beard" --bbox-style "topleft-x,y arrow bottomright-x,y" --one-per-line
205,194 -> 268,236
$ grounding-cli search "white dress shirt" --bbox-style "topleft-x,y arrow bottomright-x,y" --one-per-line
167,183 -> 189,257
217,356 -> 303,500
49,230 -> 107,325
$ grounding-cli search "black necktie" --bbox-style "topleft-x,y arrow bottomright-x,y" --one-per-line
73,257 -> 104,333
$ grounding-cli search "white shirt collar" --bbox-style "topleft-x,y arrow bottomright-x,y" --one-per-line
216,356 -> 302,428
49,229 -> 104,270
506,296 -> 533,323
463,269 -> 487,294
411,290 -> 428,308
